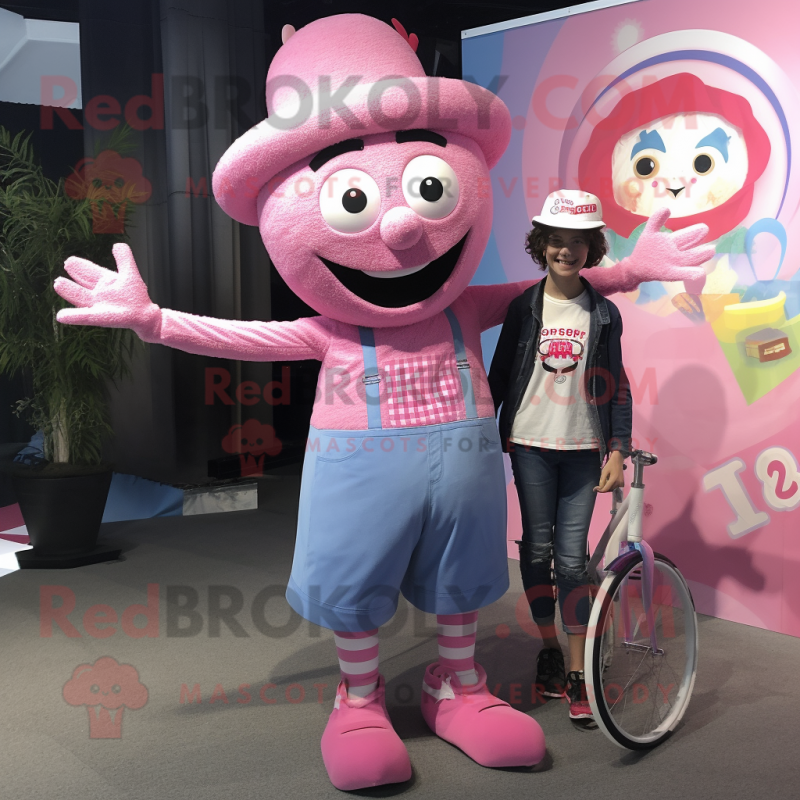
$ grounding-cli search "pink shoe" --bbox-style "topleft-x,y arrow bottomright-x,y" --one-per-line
321,676 -> 412,791
421,662 -> 546,767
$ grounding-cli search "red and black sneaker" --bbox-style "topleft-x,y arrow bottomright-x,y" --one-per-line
535,648 -> 566,698
567,671 -> 593,720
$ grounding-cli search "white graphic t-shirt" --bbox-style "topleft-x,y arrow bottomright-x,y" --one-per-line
510,290 -> 599,450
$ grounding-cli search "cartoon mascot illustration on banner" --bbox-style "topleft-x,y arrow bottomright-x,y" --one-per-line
559,29 -> 800,405
54,15 -> 712,790
579,72 -> 771,245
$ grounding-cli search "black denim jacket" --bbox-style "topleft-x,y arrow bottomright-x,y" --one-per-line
488,276 -> 632,462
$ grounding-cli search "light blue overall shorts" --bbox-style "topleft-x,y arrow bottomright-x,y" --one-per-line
285,309 -> 510,632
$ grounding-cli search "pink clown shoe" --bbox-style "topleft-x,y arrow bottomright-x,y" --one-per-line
421,662 -> 546,768
321,676 -> 412,791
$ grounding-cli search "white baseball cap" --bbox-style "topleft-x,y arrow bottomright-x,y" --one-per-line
532,189 -> 605,230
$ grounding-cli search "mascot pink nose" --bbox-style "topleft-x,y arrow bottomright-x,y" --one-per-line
380,207 -> 424,250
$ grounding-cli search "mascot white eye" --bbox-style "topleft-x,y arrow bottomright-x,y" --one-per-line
319,169 -> 381,233
401,155 -> 459,220
693,153 -> 715,175
634,155 -> 660,179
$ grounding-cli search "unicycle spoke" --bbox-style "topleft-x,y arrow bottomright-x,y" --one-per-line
608,650 -> 650,711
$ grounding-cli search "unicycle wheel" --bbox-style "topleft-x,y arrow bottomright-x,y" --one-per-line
585,552 -> 698,749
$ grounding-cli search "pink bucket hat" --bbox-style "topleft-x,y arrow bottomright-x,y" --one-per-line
212,14 -> 511,226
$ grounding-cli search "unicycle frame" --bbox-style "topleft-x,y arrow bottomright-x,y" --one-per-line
587,452 -> 664,668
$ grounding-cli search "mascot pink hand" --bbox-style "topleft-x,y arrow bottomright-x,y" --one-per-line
585,208 -> 715,296
55,243 -> 161,340
624,207 -> 715,285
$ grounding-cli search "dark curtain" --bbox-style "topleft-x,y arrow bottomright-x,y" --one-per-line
78,0 -> 271,484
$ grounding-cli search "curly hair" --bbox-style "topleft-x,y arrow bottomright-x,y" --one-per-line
524,223 -> 608,271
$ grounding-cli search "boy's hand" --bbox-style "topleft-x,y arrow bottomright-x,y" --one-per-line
594,451 -> 625,493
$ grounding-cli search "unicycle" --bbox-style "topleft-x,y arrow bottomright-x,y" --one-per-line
584,450 -> 698,749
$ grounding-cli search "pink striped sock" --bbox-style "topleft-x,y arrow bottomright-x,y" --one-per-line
437,612 -> 479,685
334,629 -> 380,699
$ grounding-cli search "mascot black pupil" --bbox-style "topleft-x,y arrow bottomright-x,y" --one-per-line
342,188 -> 368,213
421,176 -> 444,202
694,154 -> 713,174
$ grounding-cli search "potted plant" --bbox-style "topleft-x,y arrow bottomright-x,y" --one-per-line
0,126 -> 140,567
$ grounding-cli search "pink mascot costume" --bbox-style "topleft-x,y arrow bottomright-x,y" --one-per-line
55,15 -> 713,790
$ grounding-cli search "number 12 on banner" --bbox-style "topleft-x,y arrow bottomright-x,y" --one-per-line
703,447 -> 800,538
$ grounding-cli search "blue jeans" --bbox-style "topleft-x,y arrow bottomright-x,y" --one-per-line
510,446 -> 601,635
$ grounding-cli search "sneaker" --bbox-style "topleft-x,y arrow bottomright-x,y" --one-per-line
535,647 -> 566,698
567,671 -> 593,720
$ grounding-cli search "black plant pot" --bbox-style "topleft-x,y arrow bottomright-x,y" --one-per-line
11,466 -> 120,568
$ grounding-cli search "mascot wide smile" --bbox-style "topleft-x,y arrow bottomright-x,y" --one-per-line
55,14 -> 712,790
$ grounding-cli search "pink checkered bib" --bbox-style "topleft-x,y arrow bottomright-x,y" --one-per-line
359,308 -> 476,430
383,355 -> 462,427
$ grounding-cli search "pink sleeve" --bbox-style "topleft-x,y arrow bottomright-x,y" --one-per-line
465,281 -> 537,331
582,261 -> 638,297
141,310 -> 330,362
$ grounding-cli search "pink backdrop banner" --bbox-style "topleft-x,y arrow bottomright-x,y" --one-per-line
464,0 -> 800,637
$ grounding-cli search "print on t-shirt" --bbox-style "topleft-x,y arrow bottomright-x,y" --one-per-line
510,291 -> 598,450
538,325 -> 588,384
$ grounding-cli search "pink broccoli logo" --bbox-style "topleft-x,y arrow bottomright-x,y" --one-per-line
62,656 -> 148,739
221,419 -> 282,476
64,150 -> 152,234
538,339 -> 584,362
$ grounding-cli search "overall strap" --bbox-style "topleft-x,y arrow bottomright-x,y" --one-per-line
358,326 -> 382,430
444,307 -> 477,419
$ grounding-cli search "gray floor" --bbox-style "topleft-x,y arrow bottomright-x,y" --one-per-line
2,471 -> 799,800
